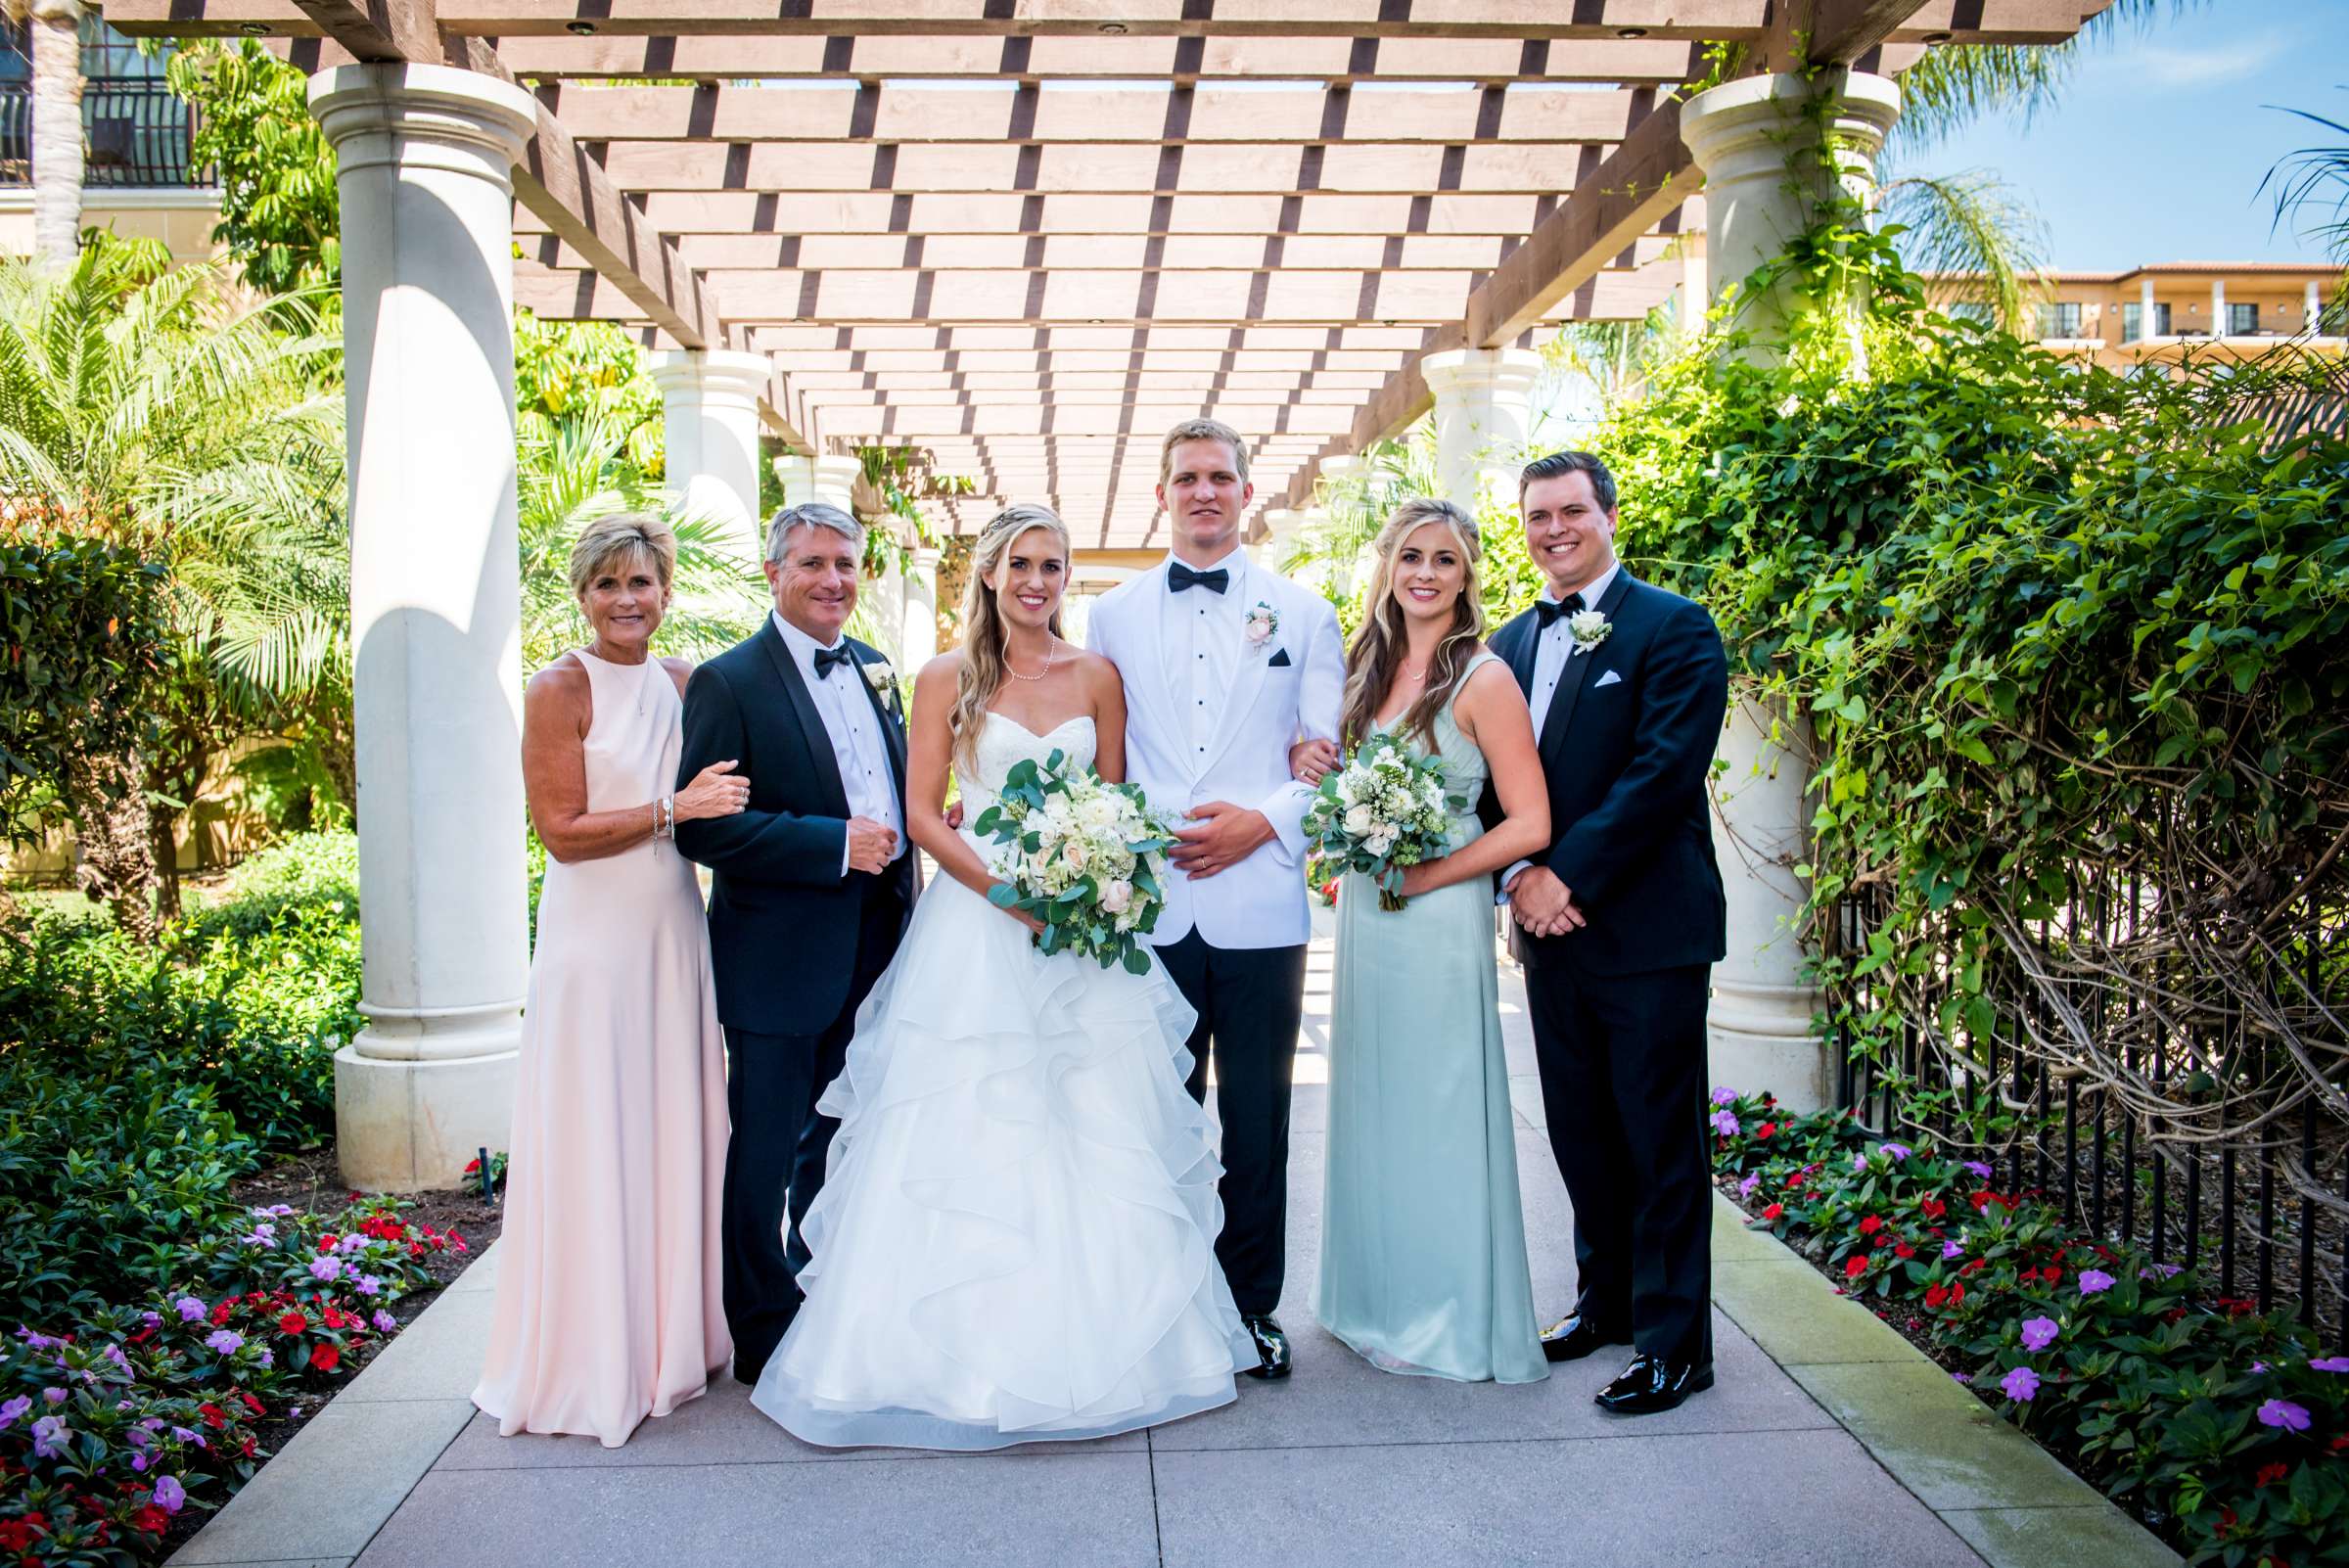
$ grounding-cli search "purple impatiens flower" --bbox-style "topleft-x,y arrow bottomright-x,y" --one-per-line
372,1310 -> 397,1333
1710,1086 -> 1737,1106
2020,1316 -> 2059,1352
30,1414 -> 69,1459
205,1329 -> 245,1356
2257,1400 -> 2311,1432
0,1395 -> 30,1430
152,1474 -> 186,1513
1942,1239 -> 1965,1261
2310,1357 -> 2349,1373
1879,1142 -> 1912,1162
2077,1269 -> 2116,1296
306,1256 -> 343,1283
1738,1172 -> 1761,1198
1962,1160 -> 1994,1179
1709,1109 -> 1739,1136
2000,1366 -> 2041,1402
174,1297 -> 207,1322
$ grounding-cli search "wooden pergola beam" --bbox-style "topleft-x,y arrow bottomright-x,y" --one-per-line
111,0 -> 2097,41
1276,0 -> 1961,507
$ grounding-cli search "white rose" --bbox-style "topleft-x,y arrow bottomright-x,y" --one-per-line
1363,829 -> 1396,857
1099,879 -> 1133,915
1342,804 -> 1374,836
1062,838 -> 1089,871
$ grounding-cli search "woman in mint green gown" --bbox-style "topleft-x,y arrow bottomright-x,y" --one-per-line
1310,497 -> 1554,1384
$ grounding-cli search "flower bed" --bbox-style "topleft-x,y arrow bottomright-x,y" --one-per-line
1711,1091 -> 2346,1568
0,831 -> 488,1565
0,1200 -> 464,1563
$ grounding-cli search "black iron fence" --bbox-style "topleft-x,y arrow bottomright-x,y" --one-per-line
0,76 -> 202,188
1829,868 -> 2349,1352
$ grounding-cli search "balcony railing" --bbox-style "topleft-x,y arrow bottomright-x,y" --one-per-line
0,77 -> 204,189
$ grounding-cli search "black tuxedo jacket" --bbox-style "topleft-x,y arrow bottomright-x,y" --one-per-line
674,617 -> 914,1031
1484,571 -> 1729,977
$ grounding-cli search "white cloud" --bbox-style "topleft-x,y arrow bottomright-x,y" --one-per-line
2117,31 -> 2284,88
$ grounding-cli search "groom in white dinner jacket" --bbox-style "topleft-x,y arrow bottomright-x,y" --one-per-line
1086,418 -> 1344,1379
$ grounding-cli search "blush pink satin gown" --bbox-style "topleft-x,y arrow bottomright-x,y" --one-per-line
473,648 -> 731,1447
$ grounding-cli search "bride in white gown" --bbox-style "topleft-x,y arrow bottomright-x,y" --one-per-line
751,503 -> 1256,1450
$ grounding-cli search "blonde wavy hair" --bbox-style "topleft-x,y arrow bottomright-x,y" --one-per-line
949,503 -> 1072,773
1338,497 -> 1486,751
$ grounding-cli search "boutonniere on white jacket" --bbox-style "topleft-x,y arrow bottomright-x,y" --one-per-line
1244,601 -> 1280,651
1567,610 -> 1612,658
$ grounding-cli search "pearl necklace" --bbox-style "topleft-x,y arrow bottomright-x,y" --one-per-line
1004,638 -> 1057,683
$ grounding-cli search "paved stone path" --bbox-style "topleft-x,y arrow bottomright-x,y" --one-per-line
169,919 -> 2180,1568
325,934 -> 2007,1568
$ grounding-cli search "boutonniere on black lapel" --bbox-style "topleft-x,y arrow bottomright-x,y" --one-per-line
860,656 -> 904,720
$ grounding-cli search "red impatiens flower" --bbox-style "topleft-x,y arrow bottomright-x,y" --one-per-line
1844,1256 -> 1869,1278
240,1392 -> 265,1415
319,1234 -> 339,1252
322,1307 -> 347,1331
2255,1462 -> 2288,1488
311,1343 -> 342,1372
1925,1284 -> 1948,1309
1763,1203 -> 1784,1221
1967,1189 -> 1996,1212
1871,1233 -> 1891,1248
1757,1123 -> 1776,1139
2041,1267 -> 2063,1284
1859,1216 -> 1883,1235
1918,1196 -> 1947,1221
134,1503 -> 169,1536
199,1403 -> 227,1430
1895,1242 -> 1915,1259
1786,1173 -> 1807,1190
279,1311 -> 309,1336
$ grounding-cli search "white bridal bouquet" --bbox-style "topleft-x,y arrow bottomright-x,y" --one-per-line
971,749 -> 1178,973
1303,737 -> 1462,911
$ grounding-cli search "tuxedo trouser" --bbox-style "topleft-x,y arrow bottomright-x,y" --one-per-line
1156,930 -> 1309,1318
719,880 -> 904,1379
1523,959 -> 1715,1367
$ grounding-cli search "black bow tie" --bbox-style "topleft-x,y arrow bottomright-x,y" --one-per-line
1168,562 -> 1229,595
813,645 -> 855,678
1535,592 -> 1587,627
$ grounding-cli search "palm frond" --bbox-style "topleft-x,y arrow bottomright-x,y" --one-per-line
2259,103 -> 2349,266
1874,171 -> 2050,334
1887,0 -> 2208,155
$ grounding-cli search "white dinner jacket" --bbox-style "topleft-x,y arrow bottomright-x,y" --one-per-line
1088,557 -> 1344,949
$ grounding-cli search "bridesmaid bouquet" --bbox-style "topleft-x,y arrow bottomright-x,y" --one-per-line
1303,738 -> 1461,911
972,750 -> 1178,974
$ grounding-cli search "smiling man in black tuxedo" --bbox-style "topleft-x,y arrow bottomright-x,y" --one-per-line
1484,450 -> 1729,1415
674,502 -> 915,1385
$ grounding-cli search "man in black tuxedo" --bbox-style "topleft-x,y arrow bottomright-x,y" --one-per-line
1485,451 -> 1728,1415
674,502 -> 914,1384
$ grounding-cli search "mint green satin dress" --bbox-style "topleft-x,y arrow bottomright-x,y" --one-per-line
1315,653 -> 1547,1384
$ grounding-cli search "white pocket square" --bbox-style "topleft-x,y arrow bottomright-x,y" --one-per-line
1592,669 -> 1623,689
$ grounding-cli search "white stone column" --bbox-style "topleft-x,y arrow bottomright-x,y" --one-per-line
2212,277 -> 2228,340
2141,277 -> 2158,341
2309,279 -> 2325,333
773,452 -> 861,515
648,348 -> 771,568
1678,69 -> 1901,359
1419,346 -> 1543,514
310,64 -> 540,1191
1679,68 -> 1900,1112
902,545 -> 942,669
1258,507 -> 1304,571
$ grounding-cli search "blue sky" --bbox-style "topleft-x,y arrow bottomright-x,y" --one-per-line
1899,0 -> 2348,270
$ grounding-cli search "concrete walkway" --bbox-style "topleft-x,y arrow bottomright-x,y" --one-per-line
173,936 -> 2179,1568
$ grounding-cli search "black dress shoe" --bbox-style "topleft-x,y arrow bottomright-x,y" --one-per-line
1593,1351 -> 1714,1415
1538,1313 -> 1631,1363
1241,1314 -> 1292,1380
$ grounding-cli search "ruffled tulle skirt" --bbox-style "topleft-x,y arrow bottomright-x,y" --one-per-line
749,865 -> 1256,1450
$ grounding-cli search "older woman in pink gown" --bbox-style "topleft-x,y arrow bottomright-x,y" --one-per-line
473,513 -> 750,1446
